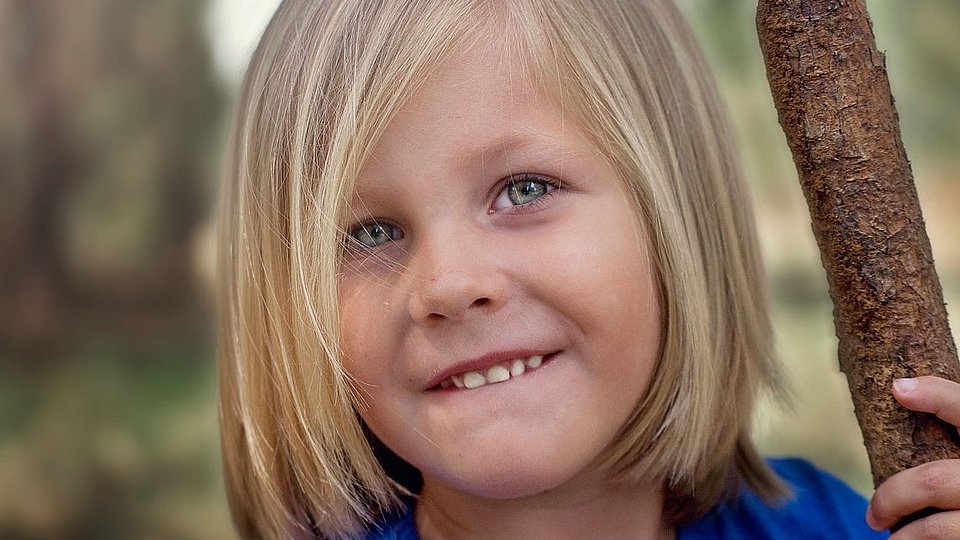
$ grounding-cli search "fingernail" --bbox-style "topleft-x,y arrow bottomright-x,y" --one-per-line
894,377 -> 918,393
865,505 -> 880,531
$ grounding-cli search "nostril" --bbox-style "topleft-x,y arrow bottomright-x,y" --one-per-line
471,297 -> 491,308
423,296 -> 492,321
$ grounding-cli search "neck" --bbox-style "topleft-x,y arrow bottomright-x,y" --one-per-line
414,475 -> 674,540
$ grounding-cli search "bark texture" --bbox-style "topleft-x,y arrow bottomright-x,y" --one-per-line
756,0 -> 960,487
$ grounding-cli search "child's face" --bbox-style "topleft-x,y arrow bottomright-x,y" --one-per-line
338,39 -> 661,499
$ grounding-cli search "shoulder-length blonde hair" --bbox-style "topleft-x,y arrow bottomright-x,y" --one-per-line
218,0 -> 786,538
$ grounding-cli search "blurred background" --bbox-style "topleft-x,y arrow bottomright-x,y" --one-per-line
0,0 -> 956,538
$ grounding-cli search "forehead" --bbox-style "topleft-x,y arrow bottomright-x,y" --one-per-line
384,37 -> 546,145
353,36 -> 599,199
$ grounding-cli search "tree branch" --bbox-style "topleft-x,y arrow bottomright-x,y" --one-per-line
756,0 -> 960,493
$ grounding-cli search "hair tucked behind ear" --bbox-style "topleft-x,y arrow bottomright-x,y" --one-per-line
218,0 -> 788,537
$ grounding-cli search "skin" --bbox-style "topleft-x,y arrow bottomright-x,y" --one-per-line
333,20 -> 960,540
337,37 -> 672,539
868,376 -> 960,539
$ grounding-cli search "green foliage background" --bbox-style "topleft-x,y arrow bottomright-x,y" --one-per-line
0,1 -> 956,538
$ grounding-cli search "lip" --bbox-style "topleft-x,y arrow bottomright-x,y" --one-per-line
423,349 -> 560,391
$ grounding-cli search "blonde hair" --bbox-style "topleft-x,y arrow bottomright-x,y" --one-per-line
217,0 -> 786,538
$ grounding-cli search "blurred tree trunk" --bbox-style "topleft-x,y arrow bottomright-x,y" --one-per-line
757,0 -> 960,496
0,0 -> 224,351
0,2 -> 227,536
2,0 -> 71,343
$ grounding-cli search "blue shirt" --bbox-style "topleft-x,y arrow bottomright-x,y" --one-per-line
362,458 -> 889,539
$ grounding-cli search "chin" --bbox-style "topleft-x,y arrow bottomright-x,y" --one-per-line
426,454 -> 586,500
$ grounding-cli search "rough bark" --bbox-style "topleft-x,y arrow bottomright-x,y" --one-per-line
756,0 -> 960,490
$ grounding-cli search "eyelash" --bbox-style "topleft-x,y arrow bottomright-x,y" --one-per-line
490,173 -> 561,215
343,173 -> 562,253
342,219 -> 403,254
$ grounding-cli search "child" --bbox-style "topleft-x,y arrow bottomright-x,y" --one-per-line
217,0 -> 960,538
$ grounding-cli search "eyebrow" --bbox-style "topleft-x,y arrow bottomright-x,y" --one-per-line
458,132 -> 563,166
456,132 -> 576,174
351,130 -> 588,205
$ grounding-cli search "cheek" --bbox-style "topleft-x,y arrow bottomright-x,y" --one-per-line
549,213 -> 662,377
337,282 -> 394,383
338,289 -> 402,437
537,220 -> 658,329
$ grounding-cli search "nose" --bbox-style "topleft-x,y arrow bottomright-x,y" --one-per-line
406,232 -> 508,324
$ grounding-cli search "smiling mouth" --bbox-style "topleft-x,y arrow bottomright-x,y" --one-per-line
435,353 -> 554,391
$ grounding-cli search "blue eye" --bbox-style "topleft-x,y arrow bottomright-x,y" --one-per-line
492,174 -> 558,211
346,220 -> 402,250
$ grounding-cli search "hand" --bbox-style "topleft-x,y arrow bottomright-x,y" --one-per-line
866,376 -> 960,538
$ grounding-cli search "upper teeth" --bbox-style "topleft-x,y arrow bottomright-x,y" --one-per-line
440,355 -> 545,390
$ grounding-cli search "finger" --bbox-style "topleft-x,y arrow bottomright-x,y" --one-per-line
889,509 -> 960,539
868,459 -> 960,531
892,376 -> 960,427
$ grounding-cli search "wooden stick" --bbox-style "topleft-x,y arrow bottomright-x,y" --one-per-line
756,0 -> 960,492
